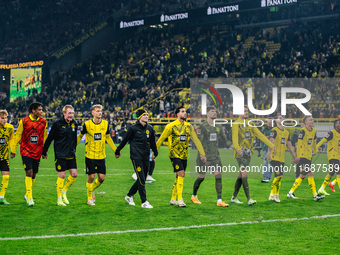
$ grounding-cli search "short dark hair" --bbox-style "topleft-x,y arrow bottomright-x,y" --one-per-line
29,102 -> 43,113
175,106 -> 185,116
334,119 -> 340,128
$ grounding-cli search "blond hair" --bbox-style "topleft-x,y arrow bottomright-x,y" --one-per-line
62,105 -> 74,113
90,104 -> 103,112
0,109 -> 8,117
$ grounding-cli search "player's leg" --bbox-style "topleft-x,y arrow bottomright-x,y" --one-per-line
214,171 -> 228,207
85,158 -> 96,205
127,160 -> 146,203
288,160 -> 307,199
175,159 -> 187,207
318,171 -> 334,196
62,159 -> 78,204
22,156 -> 34,206
57,171 -> 66,206
146,160 -> 156,182
192,172 -> 205,204
0,161 -> 10,204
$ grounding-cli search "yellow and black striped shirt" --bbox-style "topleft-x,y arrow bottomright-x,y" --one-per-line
77,119 -> 116,160
0,123 -> 15,161
270,126 -> 290,163
156,119 -> 205,160
296,126 -> 317,160
316,129 -> 340,161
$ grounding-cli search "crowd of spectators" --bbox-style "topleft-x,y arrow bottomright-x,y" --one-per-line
2,2 -> 339,132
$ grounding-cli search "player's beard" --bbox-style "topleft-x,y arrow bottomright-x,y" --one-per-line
180,116 -> 187,121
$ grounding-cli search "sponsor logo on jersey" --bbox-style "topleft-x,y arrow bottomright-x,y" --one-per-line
245,131 -> 251,139
94,133 -> 102,141
30,135 -> 38,144
210,133 -> 217,141
179,134 -> 187,142
308,138 -> 312,145
281,138 -> 286,144
0,137 -> 6,145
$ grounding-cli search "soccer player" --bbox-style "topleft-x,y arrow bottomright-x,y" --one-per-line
42,105 -> 78,206
156,106 -> 206,207
12,102 -> 47,206
77,105 -> 116,206
191,106 -> 232,207
287,116 -> 325,201
267,115 -> 297,203
316,119 -> 340,196
0,110 -> 15,205
231,106 -> 275,206
115,109 -> 158,209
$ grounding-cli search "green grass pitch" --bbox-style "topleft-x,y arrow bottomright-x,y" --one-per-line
1,144 -> 339,254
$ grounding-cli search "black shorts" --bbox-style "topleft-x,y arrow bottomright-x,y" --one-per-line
271,160 -> 284,176
0,160 -> 9,172
297,158 -> 311,175
170,158 -> 187,172
55,158 -> 77,172
85,157 -> 106,175
22,156 -> 40,174
329,159 -> 340,173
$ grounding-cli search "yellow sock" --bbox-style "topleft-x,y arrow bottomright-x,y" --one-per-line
0,175 -> 9,197
334,179 -> 338,185
171,177 -> 178,200
56,177 -> 64,199
321,174 -> 332,189
290,177 -> 303,193
276,178 -> 282,195
25,176 -> 33,200
32,178 -> 36,187
308,176 -> 317,196
270,178 -> 278,195
92,179 -> 102,191
63,176 -> 76,192
337,175 -> 340,189
177,176 -> 184,201
86,182 -> 93,201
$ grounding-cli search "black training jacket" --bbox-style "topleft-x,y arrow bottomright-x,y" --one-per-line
115,121 -> 158,160
42,117 -> 78,159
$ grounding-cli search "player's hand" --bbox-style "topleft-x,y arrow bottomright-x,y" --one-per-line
42,154 -> 47,159
266,152 -> 271,161
200,154 -> 206,163
115,152 -> 121,158
152,153 -> 156,161
230,145 -> 235,150
237,149 -> 243,157
312,152 -> 316,156
271,146 -> 276,155
10,152 -> 16,158
292,157 -> 300,164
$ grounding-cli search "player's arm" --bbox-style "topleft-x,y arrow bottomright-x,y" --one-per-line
77,123 -> 86,145
105,124 -> 116,152
254,126 -> 274,151
156,124 -> 172,150
316,131 -> 332,151
9,126 -> 16,158
115,126 -> 133,156
219,127 -> 232,148
42,122 -> 57,157
312,132 -> 317,155
190,125 -> 206,162
150,128 -> 158,158
43,120 -> 48,144
12,119 -> 24,152
232,123 -> 242,156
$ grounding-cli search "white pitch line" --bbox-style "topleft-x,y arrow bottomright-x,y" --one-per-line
1,214 -> 339,241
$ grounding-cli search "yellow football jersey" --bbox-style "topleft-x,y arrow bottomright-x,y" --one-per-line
156,119 -> 205,160
270,126 -> 290,163
0,123 -> 15,160
77,119 -> 116,160
296,126 -> 317,160
316,129 -> 340,161
232,117 -> 274,158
